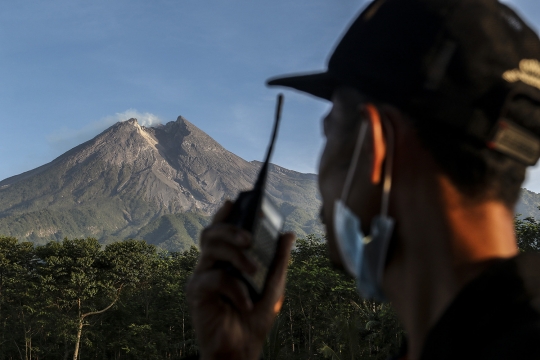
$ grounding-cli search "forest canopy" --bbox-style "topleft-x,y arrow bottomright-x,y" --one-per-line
0,215 -> 538,360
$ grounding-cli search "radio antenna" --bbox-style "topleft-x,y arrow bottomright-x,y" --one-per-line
254,93 -> 283,190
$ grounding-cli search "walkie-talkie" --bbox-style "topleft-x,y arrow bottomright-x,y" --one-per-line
225,94 -> 285,302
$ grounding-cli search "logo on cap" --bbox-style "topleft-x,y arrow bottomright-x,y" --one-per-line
503,59 -> 540,91
488,120 -> 540,166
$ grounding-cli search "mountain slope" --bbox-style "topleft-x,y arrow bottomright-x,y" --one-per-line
0,117 -> 322,250
516,189 -> 540,219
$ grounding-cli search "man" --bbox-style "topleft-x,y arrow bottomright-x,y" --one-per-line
187,0 -> 540,358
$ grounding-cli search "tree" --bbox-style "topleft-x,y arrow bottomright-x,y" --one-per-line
266,235 -> 404,360
515,209 -> 540,253
95,243 -> 199,359
98,239 -> 163,359
36,238 -> 124,360
0,234 -> 406,360
0,237 -> 43,360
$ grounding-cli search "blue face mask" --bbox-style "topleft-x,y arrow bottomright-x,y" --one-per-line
333,119 -> 395,302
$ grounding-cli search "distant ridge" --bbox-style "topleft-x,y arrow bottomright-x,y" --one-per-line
516,188 -> 540,219
0,117 -> 322,250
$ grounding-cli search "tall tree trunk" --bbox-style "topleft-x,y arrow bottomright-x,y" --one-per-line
308,320 -> 311,359
21,308 -> 30,360
72,293 -> 120,360
13,338 -> 23,360
182,309 -> 186,357
72,319 -> 83,360
288,301 -> 295,353
73,299 -> 82,360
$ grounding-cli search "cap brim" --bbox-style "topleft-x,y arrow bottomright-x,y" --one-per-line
266,71 -> 338,101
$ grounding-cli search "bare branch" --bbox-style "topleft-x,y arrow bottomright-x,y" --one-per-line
81,285 -> 123,319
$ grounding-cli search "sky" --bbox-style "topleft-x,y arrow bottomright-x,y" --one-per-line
2,0 -> 540,192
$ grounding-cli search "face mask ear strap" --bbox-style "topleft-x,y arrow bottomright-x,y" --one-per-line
362,105 -> 394,217
341,120 -> 369,202
380,115 -> 394,217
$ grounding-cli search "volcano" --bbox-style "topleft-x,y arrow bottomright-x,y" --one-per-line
0,117 -> 322,250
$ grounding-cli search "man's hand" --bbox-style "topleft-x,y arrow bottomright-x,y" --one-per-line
187,200 -> 294,360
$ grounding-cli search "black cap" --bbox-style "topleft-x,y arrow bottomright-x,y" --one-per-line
267,0 -> 540,165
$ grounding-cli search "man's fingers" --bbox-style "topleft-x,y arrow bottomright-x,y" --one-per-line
197,200 -> 294,318
200,223 -> 251,249
257,232 -> 295,311
188,269 -> 253,312
196,242 -> 257,275
212,200 -> 234,224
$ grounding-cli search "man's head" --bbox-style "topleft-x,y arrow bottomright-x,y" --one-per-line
269,0 -> 540,275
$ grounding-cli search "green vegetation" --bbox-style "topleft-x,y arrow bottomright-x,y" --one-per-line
135,213 -> 211,250
0,205 -> 321,252
0,236 -> 198,360
0,235 -> 401,360
264,236 -> 404,360
515,208 -> 540,253
2,219 -> 537,360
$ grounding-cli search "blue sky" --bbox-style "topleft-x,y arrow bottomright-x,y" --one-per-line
2,0 -> 540,192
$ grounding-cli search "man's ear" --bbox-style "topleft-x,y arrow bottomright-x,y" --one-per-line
359,104 -> 386,185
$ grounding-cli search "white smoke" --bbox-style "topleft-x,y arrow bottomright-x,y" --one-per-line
110,109 -> 162,127
47,109 -> 163,152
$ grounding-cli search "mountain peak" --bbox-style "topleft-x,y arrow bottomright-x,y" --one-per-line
0,112 -> 323,249
113,118 -> 140,131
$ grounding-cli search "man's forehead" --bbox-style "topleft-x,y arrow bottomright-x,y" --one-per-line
328,87 -> 368,124
325,88 -> 367,131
